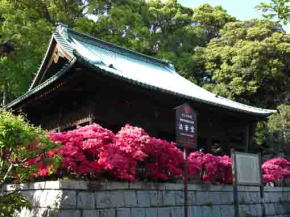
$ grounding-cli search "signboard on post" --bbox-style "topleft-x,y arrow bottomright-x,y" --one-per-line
231,150 -> 263,217
232,151 -> 262,186
175,103 -> 197,148
175,103 -> 197,217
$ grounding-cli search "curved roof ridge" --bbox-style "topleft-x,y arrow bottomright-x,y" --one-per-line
55,24 -> 175,70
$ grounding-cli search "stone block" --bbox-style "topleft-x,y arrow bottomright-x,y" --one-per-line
77,192 -> 95,209
145,208 -> 158,217
270,192 -> 281,203
238,192 -> 249,204
283,202 -> 290,213
124,190 -> 137,207
189,206 -> 199,217
188,191 -> 197,205
162,191 -> 175,206
106,182 -> 129,190
110,191 -> 125,207
239,204 -> 252,217
264,203 -> 275,216
21,190 -> 35,203
116,208 -> 130,217
32,190 -> 48,207
248,192 -> 261,204
219,192 -> 233,205
95,190 -> 125,208
59,191 -> 77,208
95,191 -> 112,208
56,210 -> 81,217
219,205 -> 234,217
207,192 -> 222,205
58,181 -> 89,190
35,190 -> 75,209
82,210 -> 100,217
208,185 -> 233,192
43,181 -> 61,190
136,191 -> 151,207
26,208 -> 57,217
202,206 -> 221,217
256,204 -> 263,216
99,209 -> 116,217
149,191 -> 163,207
157,207 -> 171,217
274,203 -> 282,215
131,208 -> 145,217
281,192 -> 289,202
33,182 -> 48,190
129,182 -> 145,190
247,204 -> 259,216
196,191 -> 208,205
175,191 -> 184,206
171,207 -> 183,217
202,207 -> 213,217
281,203 -> 288,215
164,183 -> 183,190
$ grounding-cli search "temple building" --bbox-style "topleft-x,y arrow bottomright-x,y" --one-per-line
6,24 -> 275,153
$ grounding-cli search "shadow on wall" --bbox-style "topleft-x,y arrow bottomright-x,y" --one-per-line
12,183 -> 76,217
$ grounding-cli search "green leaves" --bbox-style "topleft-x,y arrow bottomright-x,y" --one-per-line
257,0 -> 290,25
200,19 -> 290,107
0,0 -> 87,104
266,104 -> 290,154
0,191 -> 33,217
0,110 -> 59,216
192,3 -> 236,40
0,110 -> 59,184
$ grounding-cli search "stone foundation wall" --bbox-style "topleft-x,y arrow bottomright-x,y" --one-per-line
4,181 -> 290,217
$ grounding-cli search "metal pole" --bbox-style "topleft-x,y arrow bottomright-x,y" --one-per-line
184,148 -> 189,217
231,149 -> 239,217
259,153 -> 265,217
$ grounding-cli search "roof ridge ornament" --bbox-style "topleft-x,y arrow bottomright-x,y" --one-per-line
55,23 -> 69,40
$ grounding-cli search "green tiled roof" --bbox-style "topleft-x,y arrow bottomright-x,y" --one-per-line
6,24 -> 276,117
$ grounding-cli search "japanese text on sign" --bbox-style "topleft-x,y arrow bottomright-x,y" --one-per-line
175,103 -> 197,148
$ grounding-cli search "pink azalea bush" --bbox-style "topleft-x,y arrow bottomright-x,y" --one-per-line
262,158 -> 290,184
27,122 -> 290,185
39,124 -> 186,181
188,151 -> 232,184
48,124 -> 115,177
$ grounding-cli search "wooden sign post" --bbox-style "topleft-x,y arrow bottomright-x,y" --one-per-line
175,103 -> 197,217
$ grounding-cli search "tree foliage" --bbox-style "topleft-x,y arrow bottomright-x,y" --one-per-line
257,0 -> 290,25
0,0 -> 85,104
267,104 -> 290,153
199,19 -> 290,107
0,191 -> 33,217
192,3 -> 236,41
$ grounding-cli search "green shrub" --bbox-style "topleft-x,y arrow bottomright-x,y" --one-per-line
0,109 -> 60,217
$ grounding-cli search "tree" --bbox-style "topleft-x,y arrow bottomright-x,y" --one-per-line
257,0 -> 290,25
200,19 -> 290,107
75,0 -> 202,82
0,110 -> 60,217
0,0 -> 87,104
192,3 -> 236,42
267,104 -> 290,154
181,4 -> 236,85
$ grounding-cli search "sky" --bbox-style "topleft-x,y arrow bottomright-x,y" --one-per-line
178,0 -> 290,33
